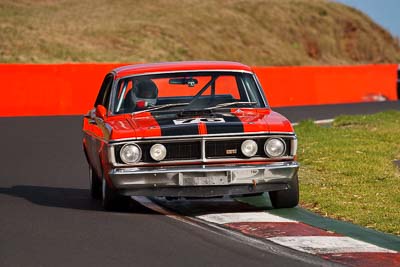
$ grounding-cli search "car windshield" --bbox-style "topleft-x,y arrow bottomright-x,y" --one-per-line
111,71 -> 267,114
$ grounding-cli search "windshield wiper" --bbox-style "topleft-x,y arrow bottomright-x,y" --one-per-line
177,109 -> 214,117
132,103 -> 189,115
206,101 -> 257,110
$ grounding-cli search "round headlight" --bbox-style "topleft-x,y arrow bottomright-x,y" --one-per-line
120,144 -> 141,163
241,140 -> 258,157
264,138 -> 286,157
150,144 -> 167,161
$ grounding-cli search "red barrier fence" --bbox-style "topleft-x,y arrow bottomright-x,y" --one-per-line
0,63 -> 397,117
253,64 -> 398,107
0,64 -> 125,117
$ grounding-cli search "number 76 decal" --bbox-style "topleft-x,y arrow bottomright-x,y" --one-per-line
173,118 -> 225,125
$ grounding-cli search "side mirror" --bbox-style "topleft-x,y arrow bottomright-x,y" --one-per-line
95,105 -> 107,120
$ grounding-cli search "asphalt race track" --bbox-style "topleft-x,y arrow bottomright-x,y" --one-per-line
0,117 -> 318,267
0,101 -> 399,267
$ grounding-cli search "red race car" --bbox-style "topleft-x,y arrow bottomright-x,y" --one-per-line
83,61 -> 299,210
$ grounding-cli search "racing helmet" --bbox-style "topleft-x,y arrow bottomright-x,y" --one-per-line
132,79 -> 158,108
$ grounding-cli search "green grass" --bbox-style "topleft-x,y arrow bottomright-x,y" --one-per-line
295,111 -> 400,235
1,0 -> 400,65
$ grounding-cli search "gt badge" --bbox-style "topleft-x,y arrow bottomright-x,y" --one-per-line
226,149 -> 237,155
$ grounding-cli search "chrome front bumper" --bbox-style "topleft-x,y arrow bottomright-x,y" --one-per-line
109,161 -> 299,197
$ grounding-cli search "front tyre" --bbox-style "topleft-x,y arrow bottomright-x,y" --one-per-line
101,175 -> 130,211
269,174 -> 299,208
102,175 -> 120,211
89,167 -> 102,199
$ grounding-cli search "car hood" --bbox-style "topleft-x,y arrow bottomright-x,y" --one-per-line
108,109 -> 294,139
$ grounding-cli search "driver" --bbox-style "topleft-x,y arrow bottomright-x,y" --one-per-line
132,79 -> 158,109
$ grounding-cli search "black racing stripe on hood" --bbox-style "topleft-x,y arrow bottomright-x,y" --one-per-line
205,113 -> 244,134
151,113 -> 199,136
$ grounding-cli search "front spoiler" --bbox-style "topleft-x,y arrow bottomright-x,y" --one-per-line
109,161 -> 299,197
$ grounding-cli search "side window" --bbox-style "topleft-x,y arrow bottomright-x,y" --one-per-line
94,74 -> 114,108
112,79 -> 135,114
236,74 -> 265,107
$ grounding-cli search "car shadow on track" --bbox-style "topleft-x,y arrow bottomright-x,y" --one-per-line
0,185 -> 157,214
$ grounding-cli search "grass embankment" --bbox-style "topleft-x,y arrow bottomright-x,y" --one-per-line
296,111 -> 400,235
1,0 -> 400,65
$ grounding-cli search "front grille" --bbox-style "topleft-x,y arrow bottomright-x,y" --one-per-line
206,140 -> 242,158
141,142 -> 201,162
206,139 -> 265,158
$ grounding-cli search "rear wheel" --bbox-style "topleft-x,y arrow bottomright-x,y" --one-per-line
269,174 -> 299,208
89,167 -> 102,199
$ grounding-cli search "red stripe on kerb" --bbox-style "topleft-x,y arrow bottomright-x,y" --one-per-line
321,252 -> 400,267
225,222 -> 340,238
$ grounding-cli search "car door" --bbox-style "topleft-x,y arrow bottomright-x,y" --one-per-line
83,73 -> 114,178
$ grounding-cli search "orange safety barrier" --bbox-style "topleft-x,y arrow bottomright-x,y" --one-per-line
0,63 -> 125,117
253,64 -> 398,107
0,63 -> 397,117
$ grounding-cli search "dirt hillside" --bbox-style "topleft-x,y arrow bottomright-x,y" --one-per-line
1,0 -> 399,65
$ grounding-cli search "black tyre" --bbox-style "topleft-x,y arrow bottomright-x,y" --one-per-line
101,175 -> 130,211
89,167 -> 102,199
269,174 -> 299,208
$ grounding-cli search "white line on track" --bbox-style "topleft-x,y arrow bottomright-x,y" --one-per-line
197,212 -> 297,224
268,236 -> 396,254
131,196 -> 199,226
292,118 -> 334,126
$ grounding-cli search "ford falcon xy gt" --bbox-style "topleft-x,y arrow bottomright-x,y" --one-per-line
83,61 -> 299,211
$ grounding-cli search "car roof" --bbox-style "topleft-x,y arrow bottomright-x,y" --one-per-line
112,61 -> 253,79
